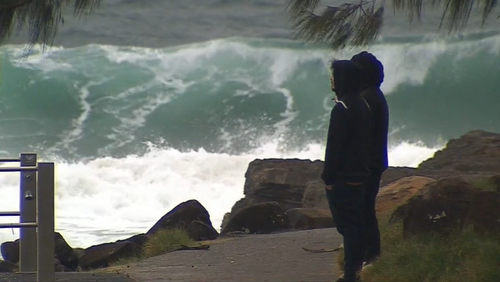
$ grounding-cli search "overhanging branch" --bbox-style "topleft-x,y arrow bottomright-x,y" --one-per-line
287,0 -> 499,49
0,0 -> 101,53
289,1 -> 385,49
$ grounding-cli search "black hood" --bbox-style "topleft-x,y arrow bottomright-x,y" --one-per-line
351,51 -> 384,88
332,60 -> 362,99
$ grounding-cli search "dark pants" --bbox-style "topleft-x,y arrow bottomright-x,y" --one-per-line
326,180 -> 366,281
363,172 -> 382,263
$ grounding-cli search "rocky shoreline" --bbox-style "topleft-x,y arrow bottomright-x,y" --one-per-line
1,129 -> 500,273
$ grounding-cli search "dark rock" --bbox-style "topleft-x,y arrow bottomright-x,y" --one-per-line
390,177 -> 477,225
229,197 -> 253,220
223,130 -> 500,237
376,176 -> 435,215
301,180 -> 329,209
221,202 -> 289,234
1,240 -> 19,264
78,241 -> 141,270
54,258 -> 74,272
463,191 -> 500,235
232,159 -> 324,215
147,200 -> 215,236
53,232 -> 76,270
220,212 -> 231,231
486,175 -> 500,192
0,260 -> 17,273
186,220 -> 219,241
390,177 -> 500,238
120,234 -> 149,249
70,248 -> 85,270
418,130 -> 500,173
286,208 -> 334,230
0,258 -> 71,273
72,247 -> 85,259
380,167 -> 418,187
0,232 -> 76,270
229,160 -> 436,217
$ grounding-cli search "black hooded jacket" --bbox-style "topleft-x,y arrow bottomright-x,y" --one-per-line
321,60 -> 373,186
351,52 -> 389,174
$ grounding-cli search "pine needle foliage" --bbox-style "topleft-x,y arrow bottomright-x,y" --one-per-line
0,0 -> 100,52
287,0 -> 499,49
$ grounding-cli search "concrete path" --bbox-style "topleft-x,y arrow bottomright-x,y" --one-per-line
0,272 -> 134,281
123,228 -> 343,282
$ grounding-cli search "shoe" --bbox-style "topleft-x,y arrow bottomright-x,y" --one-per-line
361,261 -> 373,273
336,277 -> 361,282
336,273 -> 361,282
363,255 -> 379,265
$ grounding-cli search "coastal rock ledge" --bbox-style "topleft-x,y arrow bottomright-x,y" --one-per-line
221,130 -> 500,234
1,130 -> 499,273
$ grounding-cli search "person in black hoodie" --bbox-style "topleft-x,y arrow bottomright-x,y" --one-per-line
322,60 -> 373,282
351,51 -> 389,266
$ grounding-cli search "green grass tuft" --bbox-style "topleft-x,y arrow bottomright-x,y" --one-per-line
142,228 -> 196,258
471,177 -> 498,192
358,217 -> 500,282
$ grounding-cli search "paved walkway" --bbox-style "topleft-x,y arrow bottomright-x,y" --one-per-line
0,272 -> 134,282
123,228 -> 343,282
0,228 -> 342,282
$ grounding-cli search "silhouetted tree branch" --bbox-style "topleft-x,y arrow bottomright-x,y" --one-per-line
287,0 -> 499,49
0,0 -> 100,52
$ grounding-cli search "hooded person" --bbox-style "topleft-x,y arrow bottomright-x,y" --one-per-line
321,60 -> 373,282
351,51 -> 389,266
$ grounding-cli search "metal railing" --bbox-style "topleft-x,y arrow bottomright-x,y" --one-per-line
0,153 -> 55,282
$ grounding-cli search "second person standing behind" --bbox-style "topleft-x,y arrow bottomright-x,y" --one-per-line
351,51 -> 389,266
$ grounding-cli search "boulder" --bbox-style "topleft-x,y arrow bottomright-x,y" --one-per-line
380,167 -> 418,187
228,198 -> 251,220
147,200 -> 217,241
0,232 -> 76,270
54,258 -> 74,272
220,212 -> 231,231
186,220 -> 219,241
222,130 -> 500,237
231,159 -> 324,215
0,259 -> 71,273
462,191 -> 500,235
0,240 -> 18,264
486,175 -> 500,192
390,177 -> 500,238
78,241 -> 141,270
418,130 -> 500,173
221,202 -> 289,234
119,234 -> 149,249
301,180 -> 329,209
53,232 -> 76,270
286,208 -> 334,230
71,248 -> 85,264
376,176 -> 435,215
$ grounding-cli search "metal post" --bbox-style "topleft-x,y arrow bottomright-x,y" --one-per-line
19,153 -> 37,273
0,223 -> 37,228
37,162 -> 55,282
